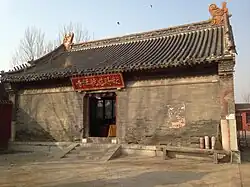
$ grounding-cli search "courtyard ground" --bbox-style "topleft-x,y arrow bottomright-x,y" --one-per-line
0,150 -> 250,187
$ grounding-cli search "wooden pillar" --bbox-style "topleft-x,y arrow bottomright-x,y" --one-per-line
219,59 -> 238,151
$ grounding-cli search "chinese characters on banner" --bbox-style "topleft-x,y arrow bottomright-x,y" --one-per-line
71,73 -> 125,91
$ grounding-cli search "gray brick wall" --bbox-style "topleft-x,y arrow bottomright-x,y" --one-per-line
15,75 -> 222,147
218,60 -> 236,118
116,75 -> 221,147
15,87 -> 83,142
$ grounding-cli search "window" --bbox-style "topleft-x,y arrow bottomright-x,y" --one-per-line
105,100 -> 112,119
96,100 -> 103,119
95,98 -> 116,120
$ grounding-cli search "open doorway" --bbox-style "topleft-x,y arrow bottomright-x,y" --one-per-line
89,93 -> 116,137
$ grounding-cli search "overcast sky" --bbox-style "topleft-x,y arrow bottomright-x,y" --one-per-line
0,0 -> 249,102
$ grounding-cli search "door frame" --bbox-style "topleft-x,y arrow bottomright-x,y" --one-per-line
84,92 -> 117,138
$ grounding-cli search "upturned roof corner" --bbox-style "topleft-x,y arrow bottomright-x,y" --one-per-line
63,32 -> 74,51
209,2 -> 229,26
209,1 -> 237,55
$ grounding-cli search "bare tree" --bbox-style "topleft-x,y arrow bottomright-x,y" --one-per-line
10,22 -> 92,67
10,27 -> 48,67
58,22 -> 91,43
242,92 -> 250,103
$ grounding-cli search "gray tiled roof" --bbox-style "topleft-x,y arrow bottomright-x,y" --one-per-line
1,20 -> 235,83
235,104 -> 250,111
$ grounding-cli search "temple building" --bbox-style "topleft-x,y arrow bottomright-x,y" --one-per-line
1,3 -> 238,149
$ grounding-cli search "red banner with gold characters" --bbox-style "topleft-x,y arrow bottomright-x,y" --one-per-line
71,73 -> 125,91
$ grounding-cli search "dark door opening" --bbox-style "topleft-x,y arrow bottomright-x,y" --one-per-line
89,94 -> 116,137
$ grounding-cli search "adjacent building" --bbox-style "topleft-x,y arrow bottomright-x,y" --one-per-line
236,104 -> 250,131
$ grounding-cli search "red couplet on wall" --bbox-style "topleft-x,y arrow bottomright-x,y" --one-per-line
241,112 -> 250,131
71,73 -> 125,91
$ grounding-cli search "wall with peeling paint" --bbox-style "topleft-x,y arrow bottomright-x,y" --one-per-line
16,88 -> 84,142
116,75 -> 221,147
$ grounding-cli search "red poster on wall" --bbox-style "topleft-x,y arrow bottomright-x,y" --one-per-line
71,73 -> 125,91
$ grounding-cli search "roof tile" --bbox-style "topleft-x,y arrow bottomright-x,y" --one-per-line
2,21 -> 232,83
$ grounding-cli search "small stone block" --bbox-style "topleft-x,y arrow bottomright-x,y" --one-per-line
82,138 -> 87,143
162,147 -> 167,160
111,139 -> 117,144
213,153 -> 218,164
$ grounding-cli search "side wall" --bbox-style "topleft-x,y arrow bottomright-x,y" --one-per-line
15,87 -> 83,141
116,75 -> 221,147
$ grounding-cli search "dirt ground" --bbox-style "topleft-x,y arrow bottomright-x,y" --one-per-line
0,151 -> 249,187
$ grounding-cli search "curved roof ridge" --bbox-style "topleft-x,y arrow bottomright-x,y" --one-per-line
7,45 -> 65,74
71,19 -> 217,51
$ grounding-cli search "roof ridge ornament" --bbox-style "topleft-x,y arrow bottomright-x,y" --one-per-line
63,32 -> 74,51
209,2 -> 228,25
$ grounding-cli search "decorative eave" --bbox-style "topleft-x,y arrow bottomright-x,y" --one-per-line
63,32 -> 74,51
5,44 -> 65,75
4,33 -> 75,75
0,56 -> 225,83
209,2 -> 237,55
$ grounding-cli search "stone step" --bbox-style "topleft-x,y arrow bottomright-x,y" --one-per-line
101,144 -> 121,161
80,143 -> 116,149
66,153 -> 104,160
65,149 -> 107,156
87,137 -> 113,144
62,143 -> 121,162
54,143 -> 80,159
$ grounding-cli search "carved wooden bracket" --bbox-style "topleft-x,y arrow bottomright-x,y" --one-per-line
209,2 -> 228,25
63,32 -> 74,51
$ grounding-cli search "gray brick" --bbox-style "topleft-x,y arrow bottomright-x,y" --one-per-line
14,72 -> 235,147
16,90 -> 83,142
116,76 -> 221,147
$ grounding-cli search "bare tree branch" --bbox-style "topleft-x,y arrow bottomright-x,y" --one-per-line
10,22 -> 93,67
242,92 -> 250,103
11,27 -> 47,66
44,40 -> 58,54
58,21 -> 92,43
